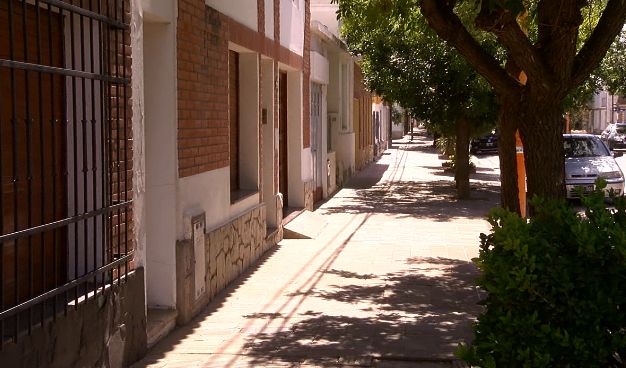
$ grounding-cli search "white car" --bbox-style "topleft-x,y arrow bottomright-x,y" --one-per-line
600,123 -> 626,150
564,134 -> 624,198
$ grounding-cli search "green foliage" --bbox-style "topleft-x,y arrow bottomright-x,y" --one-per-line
435,135 -> 456,156
335,0 -> 498,136
459,183 -> 626,367
442,157 -> 476,172
599,29 -> 626,97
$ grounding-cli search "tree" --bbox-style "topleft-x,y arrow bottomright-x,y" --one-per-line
339,1 -> 497,198
337,0 -> 626,214
599,29 -> 626,97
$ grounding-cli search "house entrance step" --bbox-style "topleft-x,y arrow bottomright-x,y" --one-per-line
146,308 -> 177,349
282,210 -> 327,239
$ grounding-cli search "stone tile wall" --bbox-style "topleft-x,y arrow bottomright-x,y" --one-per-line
304,180 -> 315,211
176,205 -> 271,325
1,269 -> 147,367
205,205 -> 267,301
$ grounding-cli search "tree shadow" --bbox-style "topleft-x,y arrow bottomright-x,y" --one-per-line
243,257 -> 482,366
342,163 -> 390,190
320,180 -> 499,221
401,143 -> 438,153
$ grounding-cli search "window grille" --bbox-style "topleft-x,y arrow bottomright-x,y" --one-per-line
0,0 -> 132,346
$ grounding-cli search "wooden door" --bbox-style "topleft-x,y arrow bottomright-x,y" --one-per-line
0,1 -> 67,307
229,51 -> 240,192
279,72 -> 288,210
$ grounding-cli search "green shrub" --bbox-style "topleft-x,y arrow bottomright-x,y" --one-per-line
458,182 -> 626,367
436,135 -> 456,156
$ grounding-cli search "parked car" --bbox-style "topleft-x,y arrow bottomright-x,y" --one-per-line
470,131 -> 498,154
600,122 -> 626,150
564,133 -> 624,198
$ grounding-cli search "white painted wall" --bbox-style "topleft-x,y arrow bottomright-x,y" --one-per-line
206,0 -> 258,32
311,0 -> 341,38
143,0 -> 176,22
280,0 -> 305,56
177,168 -> 260,237
311,51 -> 329,85
131,0 -> 145,273
143,20 -> 178,309
133,0 -> 178,309
286,70 -> 306,207
336,131 -> 355,180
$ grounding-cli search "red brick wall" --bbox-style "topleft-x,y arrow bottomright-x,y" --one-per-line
354,64 -> 373,150
258,0 -> 265,37
177,0 -> 306,179
109,0 -> 134,270
177,1 -> 229,178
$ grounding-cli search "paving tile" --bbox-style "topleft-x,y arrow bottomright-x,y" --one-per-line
134,132 -> 498,368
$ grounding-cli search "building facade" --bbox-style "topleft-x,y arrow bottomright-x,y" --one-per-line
372,96 -> 392,156
585,90 -> 626,134
310,0 -> 379,193
0,0 -> 383,365
137,0 -> 316,348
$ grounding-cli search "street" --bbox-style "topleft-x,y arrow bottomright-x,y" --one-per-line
473,147 -> 626,200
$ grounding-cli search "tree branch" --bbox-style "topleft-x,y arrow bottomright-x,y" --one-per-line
535,0 -> 586,94
571,0 -> 626,89
419,0 -> 518,95
475,7 -> 555,93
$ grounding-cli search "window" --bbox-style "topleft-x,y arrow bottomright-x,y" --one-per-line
228,50 -> 259,203
0,0 -> 132,342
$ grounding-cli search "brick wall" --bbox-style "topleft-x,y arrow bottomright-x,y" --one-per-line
177,0 -> 229,178
354,64 -> 373,169
258,0 -> 265,37
177,0 -> 304,179
107,0 -> 134,272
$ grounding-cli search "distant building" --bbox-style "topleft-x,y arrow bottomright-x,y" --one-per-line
585,90 -> 626,134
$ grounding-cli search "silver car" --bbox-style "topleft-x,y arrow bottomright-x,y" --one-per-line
564,134 -> 624,198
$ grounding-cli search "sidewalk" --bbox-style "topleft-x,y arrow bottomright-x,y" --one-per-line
133,131 -> 500,368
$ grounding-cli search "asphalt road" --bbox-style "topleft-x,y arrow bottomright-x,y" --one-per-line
471,150 -> 626,210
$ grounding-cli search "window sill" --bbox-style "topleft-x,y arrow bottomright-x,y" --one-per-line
230,189 -> 258,204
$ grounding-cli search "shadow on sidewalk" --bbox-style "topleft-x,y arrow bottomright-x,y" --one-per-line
424,168 -> 502,184
242,257 -> 482,365
322,180 -> 499,221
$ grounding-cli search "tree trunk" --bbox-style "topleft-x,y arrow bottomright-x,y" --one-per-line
455,115 -> 471,199
404,114 -> 409,135
498,95 -> 566,216
497,96 -> 521,214
520,106 -> 566,202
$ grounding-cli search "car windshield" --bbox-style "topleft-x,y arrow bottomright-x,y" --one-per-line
564,137 -> 610,158
616,125 -> 626,134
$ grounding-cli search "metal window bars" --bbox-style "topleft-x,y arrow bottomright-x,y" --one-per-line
0,0 -> 132,346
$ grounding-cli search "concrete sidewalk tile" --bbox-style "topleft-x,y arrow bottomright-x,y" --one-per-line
136,131 -> 498,368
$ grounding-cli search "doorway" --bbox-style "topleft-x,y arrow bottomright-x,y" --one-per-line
310,83 -> 323,202
279,72 -> 289,215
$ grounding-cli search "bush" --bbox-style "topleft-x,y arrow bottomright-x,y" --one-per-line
436,135 -> 456,156
458,182 -> 626,367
